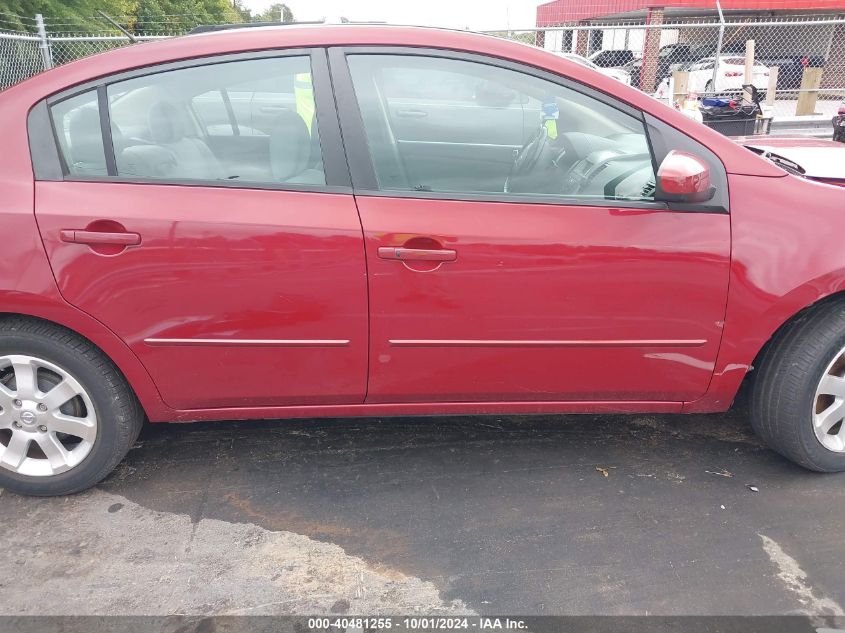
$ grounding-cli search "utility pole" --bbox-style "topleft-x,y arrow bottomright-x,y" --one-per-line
35,13 -> 53,70
711,0 -> 725,93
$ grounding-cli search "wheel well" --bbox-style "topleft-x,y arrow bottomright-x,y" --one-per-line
0,312 -> 147,418
746,291 -> 845,390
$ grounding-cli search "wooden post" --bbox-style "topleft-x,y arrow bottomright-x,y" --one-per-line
765,66 -> 779,106
672,70 -> 690,105
743,39 -> 755,102
795,67 -> 823,116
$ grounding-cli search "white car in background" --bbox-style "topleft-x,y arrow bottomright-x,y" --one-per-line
685,55 -> 770,93
556,53 -> 631,84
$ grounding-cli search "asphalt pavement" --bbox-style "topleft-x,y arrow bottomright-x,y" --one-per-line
1,404 -> 844,617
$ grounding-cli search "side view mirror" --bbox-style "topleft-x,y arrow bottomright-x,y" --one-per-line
656,150 -> 715,203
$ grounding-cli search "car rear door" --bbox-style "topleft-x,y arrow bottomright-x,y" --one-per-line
332,48 -> 731,405
32,49 -> 368,411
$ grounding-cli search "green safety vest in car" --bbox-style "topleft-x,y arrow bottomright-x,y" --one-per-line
295,72 -> 314,134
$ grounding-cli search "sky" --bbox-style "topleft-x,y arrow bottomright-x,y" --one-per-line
241,0 -> 544,32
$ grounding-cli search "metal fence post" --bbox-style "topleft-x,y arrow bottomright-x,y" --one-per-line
35,13 -> 53,70
711,0 -> 725,93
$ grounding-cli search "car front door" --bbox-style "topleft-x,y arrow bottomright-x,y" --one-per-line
33,50 -> 368,411
333,49 -> 731,405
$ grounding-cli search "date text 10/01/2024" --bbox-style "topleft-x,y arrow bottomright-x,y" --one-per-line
307,617 -> 529,630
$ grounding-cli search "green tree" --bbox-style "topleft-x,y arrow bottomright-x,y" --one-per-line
231,0 -> 252,22
134,0 -> 168,34
253,3 -> 294,23
0,0 -> 131,32
0,0 -> 246,34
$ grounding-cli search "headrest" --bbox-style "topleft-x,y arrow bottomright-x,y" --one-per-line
269,109 -> 311,181
148,101 -> 187,144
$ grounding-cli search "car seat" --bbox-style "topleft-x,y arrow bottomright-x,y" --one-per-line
66,106 -> 108,176
268,109 -> 325,185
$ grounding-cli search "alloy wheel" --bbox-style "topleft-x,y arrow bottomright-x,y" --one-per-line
0,354 -> 98,476
812,346 -> 845,453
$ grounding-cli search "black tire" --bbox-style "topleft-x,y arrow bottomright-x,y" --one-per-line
0,316 -> 144,495
704,80 -> 714,94
750,298 -> 845,472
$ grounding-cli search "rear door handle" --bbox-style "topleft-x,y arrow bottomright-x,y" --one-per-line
378,247 -> 456,262
60,230 -> 141,246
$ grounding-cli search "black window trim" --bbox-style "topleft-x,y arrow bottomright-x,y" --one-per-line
31,47 -> 352,193
97,84 -> 118,176
327,45 -> 728,214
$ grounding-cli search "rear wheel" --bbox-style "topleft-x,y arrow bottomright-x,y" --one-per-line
0,317 -> 143,495
751,299 -> 845,472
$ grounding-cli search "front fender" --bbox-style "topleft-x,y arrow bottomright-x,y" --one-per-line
686,174 -> 845,412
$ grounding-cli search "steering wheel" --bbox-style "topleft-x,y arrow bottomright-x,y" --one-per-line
505,125 -> 548,192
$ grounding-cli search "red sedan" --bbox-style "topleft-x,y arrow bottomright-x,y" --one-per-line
1,25 -> 845,495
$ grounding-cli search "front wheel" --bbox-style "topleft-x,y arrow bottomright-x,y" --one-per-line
0,317 -> 144,495
750,300 -> 845,472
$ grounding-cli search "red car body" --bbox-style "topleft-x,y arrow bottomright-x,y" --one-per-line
1,25 -> 844,425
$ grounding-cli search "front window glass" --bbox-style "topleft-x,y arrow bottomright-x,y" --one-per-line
347,54 -> 655,201
106,56 -> 324,185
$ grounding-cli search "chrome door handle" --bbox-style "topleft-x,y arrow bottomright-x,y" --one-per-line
60,230 -> 141,246
377,247 -> 457,262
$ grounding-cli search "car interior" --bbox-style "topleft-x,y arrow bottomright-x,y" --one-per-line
53,54 -> 656,200
347,54 -> 656,201
52,56 -> 325,186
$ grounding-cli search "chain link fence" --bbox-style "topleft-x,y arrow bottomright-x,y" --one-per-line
2,11 -> 844,121
47,35 -> 168,68
0,11 -> 191,90
0,31 -> 168,90
0,32 -> 41,90
491,15 -> 845,119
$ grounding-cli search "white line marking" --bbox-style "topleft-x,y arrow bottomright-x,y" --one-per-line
759,534 -> 844,615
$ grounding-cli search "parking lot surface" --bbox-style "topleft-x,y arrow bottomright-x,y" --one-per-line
1,406 -> 844,616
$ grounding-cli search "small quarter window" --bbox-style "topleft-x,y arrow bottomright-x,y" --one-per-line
50,90 -> 107,177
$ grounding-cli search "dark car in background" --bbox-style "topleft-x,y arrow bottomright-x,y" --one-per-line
625,43 -> 743,88
755,54 -> 826,89
588,49 -> 636,68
